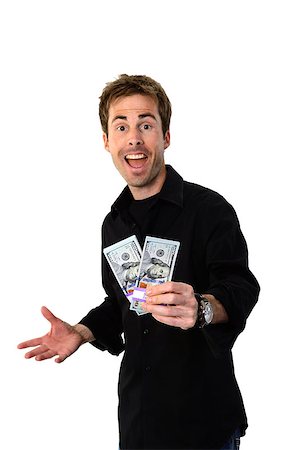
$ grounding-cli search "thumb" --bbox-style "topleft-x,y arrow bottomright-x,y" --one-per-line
41,306 -> 59,324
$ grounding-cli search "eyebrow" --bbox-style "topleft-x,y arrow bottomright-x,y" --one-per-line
111,113 -> 158,123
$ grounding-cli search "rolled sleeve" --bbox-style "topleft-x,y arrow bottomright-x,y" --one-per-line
79,298 -> 125,355
201,197 -> 260,353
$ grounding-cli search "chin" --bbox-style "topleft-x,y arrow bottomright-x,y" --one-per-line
128,178 -> 149,188
124,172 -> 150,187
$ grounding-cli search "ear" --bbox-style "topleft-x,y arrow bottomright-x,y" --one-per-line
103,133 -> 110,152
164,130 -> 170,150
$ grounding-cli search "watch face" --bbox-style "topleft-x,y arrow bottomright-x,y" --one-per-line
204,302 -> 213,324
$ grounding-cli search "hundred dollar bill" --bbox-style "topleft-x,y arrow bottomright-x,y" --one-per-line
130,236 -> 180,315
103,235 -> 142,299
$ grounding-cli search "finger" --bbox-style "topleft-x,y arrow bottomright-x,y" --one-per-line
143,303 -> 179,317
17,337 -> 43,349
35,349 -> 57,361
152,314 -> 193,330
24,344 -> 49,359
55,354 -> 68,364
152,314 -> 182,327
41,306 -> 59,324
146,292 -> 184,306
146,281 -> 188,297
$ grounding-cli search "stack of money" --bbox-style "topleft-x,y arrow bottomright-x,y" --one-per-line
103,235 -> 142,298
104,235 -> 180,316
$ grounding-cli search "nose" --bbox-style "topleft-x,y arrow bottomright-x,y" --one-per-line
128,138 -> 143,147
128,130 -> 143,147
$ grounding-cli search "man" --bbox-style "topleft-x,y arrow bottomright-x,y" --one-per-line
18,74 -> 260,450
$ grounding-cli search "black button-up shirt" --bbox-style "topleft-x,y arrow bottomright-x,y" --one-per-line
79,165 -> 260,450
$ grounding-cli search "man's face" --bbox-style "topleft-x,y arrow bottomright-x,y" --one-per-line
148,264 -> 170,279
125,265 -> 139,282
103,94 -> 170,199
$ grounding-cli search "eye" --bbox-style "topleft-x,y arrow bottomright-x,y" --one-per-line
116,125 -> 127,132
140,123 -> 152,131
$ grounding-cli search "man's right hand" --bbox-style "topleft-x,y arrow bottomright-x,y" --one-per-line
17,306 -> 94,363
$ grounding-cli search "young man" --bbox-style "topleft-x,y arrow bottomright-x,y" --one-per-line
18,74 -> 260,450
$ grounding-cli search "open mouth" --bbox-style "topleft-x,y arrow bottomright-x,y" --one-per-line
125,153 -> 148,168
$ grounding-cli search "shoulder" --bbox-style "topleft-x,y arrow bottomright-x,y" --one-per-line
101,210 -> 115,242
102,210 -> 113,227
182,180 -> 240,231
183,180 -> 233,211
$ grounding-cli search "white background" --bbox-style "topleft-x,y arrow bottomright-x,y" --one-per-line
1,1 -> 298,449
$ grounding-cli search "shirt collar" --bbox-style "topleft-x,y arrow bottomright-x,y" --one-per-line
111,165 -> 184,218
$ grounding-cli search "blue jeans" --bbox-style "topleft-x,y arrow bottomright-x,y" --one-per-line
221,428 -> 241,450
119,429 -> 241,450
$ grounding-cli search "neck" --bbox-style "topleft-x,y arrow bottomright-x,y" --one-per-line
129,166 -> 166,200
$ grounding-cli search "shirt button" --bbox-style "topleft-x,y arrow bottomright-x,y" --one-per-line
143,328 -> 149,335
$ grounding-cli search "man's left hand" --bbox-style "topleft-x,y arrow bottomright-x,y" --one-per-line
142,281 -> 198,330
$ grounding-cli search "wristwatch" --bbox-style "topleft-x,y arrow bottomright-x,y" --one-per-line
194,293 -> 214,328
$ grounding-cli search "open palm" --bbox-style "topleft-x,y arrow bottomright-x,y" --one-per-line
17,306 -> 84,363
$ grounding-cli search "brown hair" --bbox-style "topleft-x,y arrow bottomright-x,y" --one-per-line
99,74 -> 172,136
